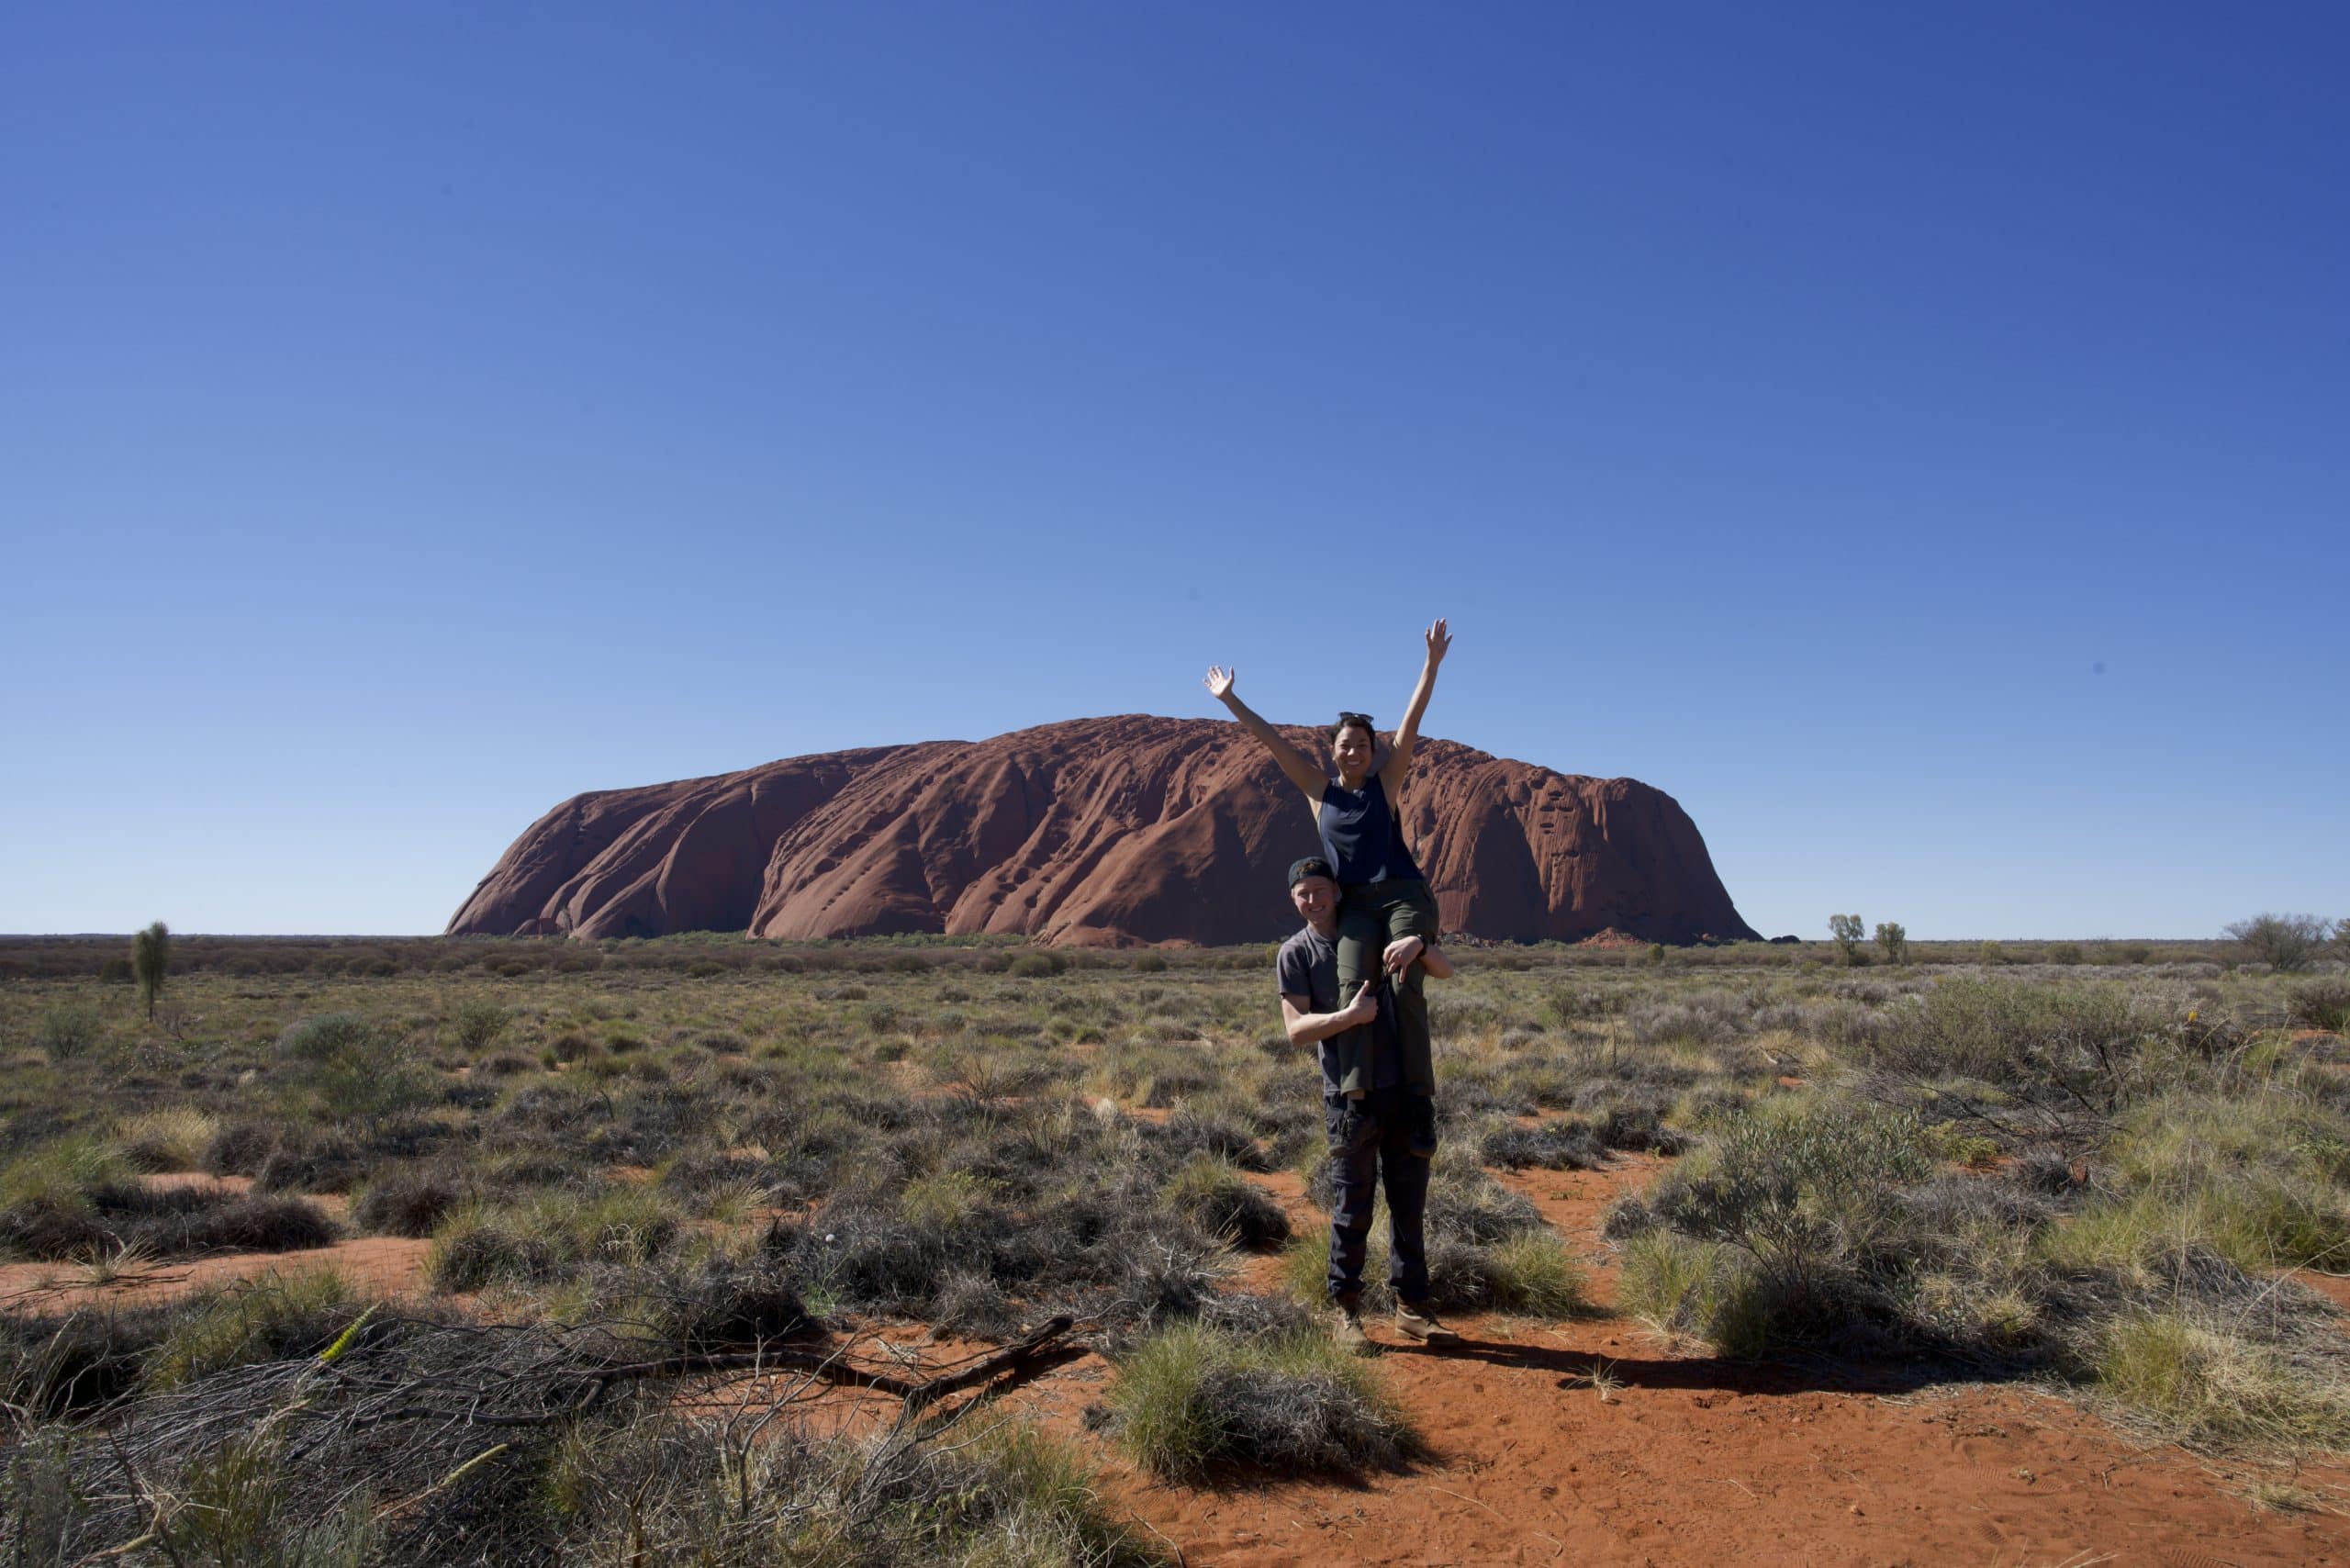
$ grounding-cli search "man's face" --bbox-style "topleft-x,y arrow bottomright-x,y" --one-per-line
1290,875 -> 1338,929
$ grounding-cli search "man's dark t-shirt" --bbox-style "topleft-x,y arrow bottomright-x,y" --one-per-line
1276,924 -> 1403,1100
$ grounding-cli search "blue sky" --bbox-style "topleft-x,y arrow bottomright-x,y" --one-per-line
5,3 -> 2344,939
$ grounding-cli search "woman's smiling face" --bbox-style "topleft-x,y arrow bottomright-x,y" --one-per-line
1332,720 -> 1375,778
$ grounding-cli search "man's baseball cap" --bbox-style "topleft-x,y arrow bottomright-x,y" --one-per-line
1288,856 -> 1337,889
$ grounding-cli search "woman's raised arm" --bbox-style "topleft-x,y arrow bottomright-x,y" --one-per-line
1379,619 -> 1450,794
1204,666 -> 1327,798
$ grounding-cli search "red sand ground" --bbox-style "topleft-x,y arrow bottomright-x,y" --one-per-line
765,1154 -> 2350,1566
1082,1160 -> 2350,1567
8,1161 -> 2348,1563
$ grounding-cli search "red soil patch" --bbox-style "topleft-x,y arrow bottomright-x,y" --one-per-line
137,1171 -> 252,1196
2288,1269 -> 2350,1317
0,1238 -> 433,1313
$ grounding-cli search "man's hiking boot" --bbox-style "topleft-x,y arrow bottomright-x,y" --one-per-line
1394,1304 -> 1459,1345
1329,1302 -> 1372,1355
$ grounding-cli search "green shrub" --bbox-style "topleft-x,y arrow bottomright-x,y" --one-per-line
1007,951 -> 1067,979
275,1014 -> 437,1125
2288,978 -> 2350,1035
274,1014 -> 378,1063
1857,978 -> 2179,1133
448,999 -> 509,1051
2046,943 -> 2084,966
1635,1099 -> 1928,1345
34,1003 -> 102,1063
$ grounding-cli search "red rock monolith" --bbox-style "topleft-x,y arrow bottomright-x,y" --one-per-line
448,716 -> 1758,946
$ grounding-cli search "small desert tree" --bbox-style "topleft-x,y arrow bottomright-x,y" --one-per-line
1828,913 -> 1863,965
2222,913 -> 2331,972
1874,921 -> 1908,965
131,920 -> 171,1020
2336,916 -> 2350,952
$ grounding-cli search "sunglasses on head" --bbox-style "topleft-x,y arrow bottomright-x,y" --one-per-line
1337,711 -> 1373,728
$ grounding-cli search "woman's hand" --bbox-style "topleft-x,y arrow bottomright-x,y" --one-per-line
1382,935 -> 1425,977
1203,666 -> 1237,702
1424,618 -> 1451,666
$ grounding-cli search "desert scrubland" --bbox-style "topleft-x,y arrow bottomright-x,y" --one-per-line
5,933 -> 2350,1564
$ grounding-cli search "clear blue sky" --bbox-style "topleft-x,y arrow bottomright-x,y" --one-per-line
5,4 -> 2344,940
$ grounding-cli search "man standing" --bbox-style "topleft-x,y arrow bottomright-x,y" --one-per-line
1276,856 -> 1459,1351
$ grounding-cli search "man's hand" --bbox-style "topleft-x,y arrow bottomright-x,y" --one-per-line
1424,618 -> 1451,666
1337,980 -> 1380,1028
1382,935 -> 1425,978
1203,666 -> 1237,702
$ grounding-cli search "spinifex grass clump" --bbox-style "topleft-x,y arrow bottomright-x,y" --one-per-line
2095,1307 -> 2350,1450
0,1137 -> 336,1262
2041,1090 -> 2350,1278
1162,1153 -> 1291,1249
114,1107 -> 219,1172
1107,1319 -> 1413,1480
1479,1116 -> 1606,1170
352,1166 -> 470,1238
427,1184 -> 687,1293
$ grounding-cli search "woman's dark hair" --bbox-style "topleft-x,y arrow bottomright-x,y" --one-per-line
1332,711 -> 1375,745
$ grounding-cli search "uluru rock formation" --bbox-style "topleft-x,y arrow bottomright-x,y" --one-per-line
448,716 -> 1759,947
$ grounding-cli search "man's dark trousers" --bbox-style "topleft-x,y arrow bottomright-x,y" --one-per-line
1325,1085 -> 1433,1305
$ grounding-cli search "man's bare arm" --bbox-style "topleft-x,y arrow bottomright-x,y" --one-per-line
1205,666 -> 1326,799
1281,982 -> 1379,1047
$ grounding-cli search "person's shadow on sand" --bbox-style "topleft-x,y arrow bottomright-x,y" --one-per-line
1380,1332 -> 1998,1399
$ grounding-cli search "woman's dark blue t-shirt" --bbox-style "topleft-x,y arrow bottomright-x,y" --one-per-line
1315,774 -> 1425,886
